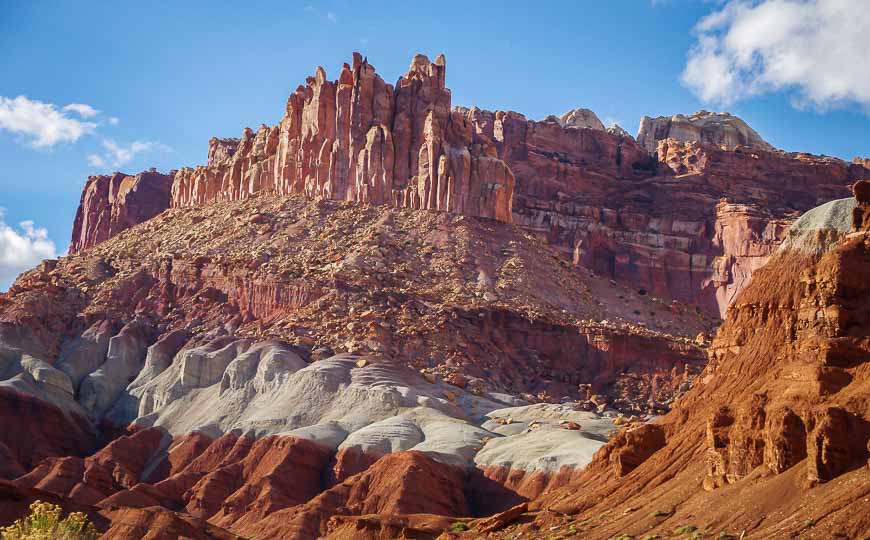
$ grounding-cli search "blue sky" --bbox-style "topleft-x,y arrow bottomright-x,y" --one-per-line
1,0 -> 868,289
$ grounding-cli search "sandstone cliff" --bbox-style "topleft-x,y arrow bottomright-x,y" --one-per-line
6,51 -> 870,540
69,170 -> 173,254
469,109 -> 862,316
171,53 -> 515,222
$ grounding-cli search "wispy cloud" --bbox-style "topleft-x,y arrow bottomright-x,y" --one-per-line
62,103 -> 100,118
87,138 -> 169,170
682,0 -> 870,112
0,209 -> 57,291
304,5 -> 338,23
0,96 -> 97,148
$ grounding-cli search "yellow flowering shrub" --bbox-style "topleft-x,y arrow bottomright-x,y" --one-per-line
1,500 -> 98,540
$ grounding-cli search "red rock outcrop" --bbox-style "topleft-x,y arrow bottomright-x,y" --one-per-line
245,451 -> 469,540
13,427 -> 165,505
69,170 -> 174,254
491,189 -> 870,539
0,480 -> 110,532
208,137 -> 240,166
171,53 -> 514,223
0,388 -> 94,478
498,128 -> 865,316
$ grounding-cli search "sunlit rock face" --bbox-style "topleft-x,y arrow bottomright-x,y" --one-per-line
636,110 -> 773,155
170,53 -> 515,223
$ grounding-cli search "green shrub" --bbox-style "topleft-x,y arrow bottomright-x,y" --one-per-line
1,501 -> 98,540
674,524 -> 698,534
448,521 -> 469,532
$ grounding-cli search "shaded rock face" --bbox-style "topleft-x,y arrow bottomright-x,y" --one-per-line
171,53 -> 515,223
69,170 -> 174,254
0,388 -> 94,478
501,130 -> 863,316
636,110 -> 774,155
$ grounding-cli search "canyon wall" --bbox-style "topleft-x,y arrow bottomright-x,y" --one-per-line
487,121 -> 864,315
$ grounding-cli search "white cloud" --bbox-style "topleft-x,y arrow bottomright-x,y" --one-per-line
87,138 -> 168,170
0,96 -> 97,147
682,0 -> 870,111
107,116 -> 119,125
63,103 -> 100,118
0,210 -> 57,291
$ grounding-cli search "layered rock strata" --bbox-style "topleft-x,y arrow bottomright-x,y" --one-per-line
483,185 -> 870,539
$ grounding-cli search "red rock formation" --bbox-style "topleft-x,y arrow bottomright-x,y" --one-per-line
99,505 -> 241,540
0,388 -> 94,478
171,53 -> 514,223
69,170 -> 174,254
495,190 -> 870,539
64,54 -> 866,319
323,513 -> 456,540
0,480 -> 110,533
470,465 -> 579,505
499,131 -> 865,316
208,137 -> 240,166
13,427 -> 164,505
245,451 -> 470,540
0,478 -> 239,540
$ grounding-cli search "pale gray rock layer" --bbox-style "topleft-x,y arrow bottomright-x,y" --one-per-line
636,110 -> 774,154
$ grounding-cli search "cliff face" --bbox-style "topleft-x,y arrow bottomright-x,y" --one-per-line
67,54 -> 866,318
9,52 -> 870,540
474,113 -> 862,315
171,53 -> 515,222
69,170 -> 173,254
